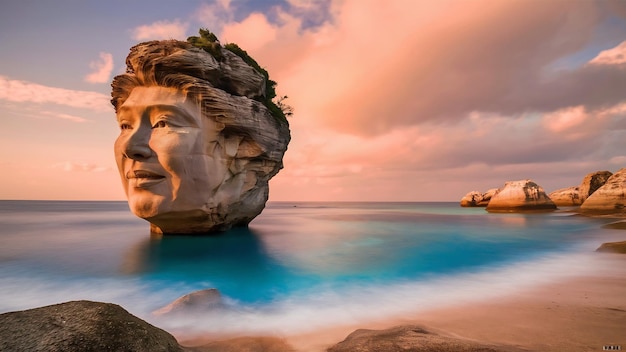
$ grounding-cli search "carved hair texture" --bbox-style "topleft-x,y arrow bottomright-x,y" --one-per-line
111,39 -> 289,169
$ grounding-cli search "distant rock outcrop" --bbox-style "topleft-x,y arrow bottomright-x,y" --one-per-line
486,179 -> 556,212
460,188 -> 500,207
579,170 -> 613,204
549,186 -> 581,206
460,191 -> 483,207
547,170 -> 612,207
579,168 -> 626,216
327,325 -> 504,352
153,288 -> 223,316
596,241 -> 626,253
0,301 -> 183,352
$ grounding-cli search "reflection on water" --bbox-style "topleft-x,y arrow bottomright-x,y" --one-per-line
0,201 -> 624,336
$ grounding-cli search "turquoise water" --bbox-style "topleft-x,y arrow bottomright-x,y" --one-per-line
0,201 -> 623,335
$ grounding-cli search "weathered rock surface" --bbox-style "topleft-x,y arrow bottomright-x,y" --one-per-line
549,186 -> 581,206
153,288 -> 223,316
579,168 -> 626,216
486,179 -> 556,212
460,191 -> 483,207
579,170 -> 613,204
327,325 -> 504,352
0,300 -> 183,352
460,188 -> 500,207
596,240 -> 626,253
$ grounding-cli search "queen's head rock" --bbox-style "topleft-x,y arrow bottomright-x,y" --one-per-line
111,30 -> 290,234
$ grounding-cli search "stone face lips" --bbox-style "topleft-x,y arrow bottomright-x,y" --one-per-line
0,300 -> 183,352
486,179 -> 556,212
579,168 -> 626,215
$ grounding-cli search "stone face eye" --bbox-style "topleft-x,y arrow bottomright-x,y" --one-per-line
153,120 -> 167,128
120,123 -> 132,130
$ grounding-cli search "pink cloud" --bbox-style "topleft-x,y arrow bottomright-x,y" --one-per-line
589,40 -> 626,65
132,19 -> 188,41
84,52 -> 114,84
0,75 -> 111,111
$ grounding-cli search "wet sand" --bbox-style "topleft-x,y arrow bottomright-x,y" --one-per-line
180,252 -> 626,352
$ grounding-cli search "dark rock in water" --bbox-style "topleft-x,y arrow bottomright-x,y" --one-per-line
327,325 -> 504,352
0,300 -> 183,352
596,241 -> 626,254
153,288 -> 223,316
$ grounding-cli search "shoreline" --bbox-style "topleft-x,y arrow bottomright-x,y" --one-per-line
179,253 -> 626,352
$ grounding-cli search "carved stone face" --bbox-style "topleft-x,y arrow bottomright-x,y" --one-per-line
114,86 -> 227,229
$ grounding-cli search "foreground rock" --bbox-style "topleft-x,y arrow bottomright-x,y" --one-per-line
327,325 -> 504,352
0,300 -> 183,352
153,288 -> 223,316
486,180 -> 556,213
596,241 -> 626,253
579,168 -> 626,216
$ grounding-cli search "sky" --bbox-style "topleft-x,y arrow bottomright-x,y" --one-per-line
1,0 -> 626,202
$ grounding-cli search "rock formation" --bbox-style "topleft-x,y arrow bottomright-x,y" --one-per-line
327,325 -> 504,352
111,36 -> 290,234
579,170 -> 613,203
486,179 -> 556,212
579,168 -> 626,216
549,186 -> 581,206
153,288 -> 222,316
596,241 -> 626,254
460,191 -> 483,207
0,300 -> 183,352
460,188 -> 500,207
547,170 -> 612,207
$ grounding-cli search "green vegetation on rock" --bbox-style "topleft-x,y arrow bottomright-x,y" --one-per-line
187,28 -> 292,124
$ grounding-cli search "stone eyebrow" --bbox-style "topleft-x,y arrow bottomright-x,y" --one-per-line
149,104 -> 200,127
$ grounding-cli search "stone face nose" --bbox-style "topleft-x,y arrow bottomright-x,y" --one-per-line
124,125 -> 153,160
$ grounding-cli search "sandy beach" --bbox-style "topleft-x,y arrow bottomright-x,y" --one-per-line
181,252 -> 626,352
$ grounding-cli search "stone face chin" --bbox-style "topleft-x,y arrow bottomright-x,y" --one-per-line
486,179 -> 556,213
112,40 -> 290,234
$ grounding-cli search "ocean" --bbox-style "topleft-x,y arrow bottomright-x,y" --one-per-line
0,200 -> 624,336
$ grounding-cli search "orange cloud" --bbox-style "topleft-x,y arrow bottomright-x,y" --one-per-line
132,19 -> 189,41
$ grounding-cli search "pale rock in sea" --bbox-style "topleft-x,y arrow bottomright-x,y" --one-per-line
579,168 -> 626,216
578,170 -> 613,204
460,191 -> 483,207
486,179 -> 556,212
460,188 -> 500,207
549,186 -> 581,206
153,288 -> 223,316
